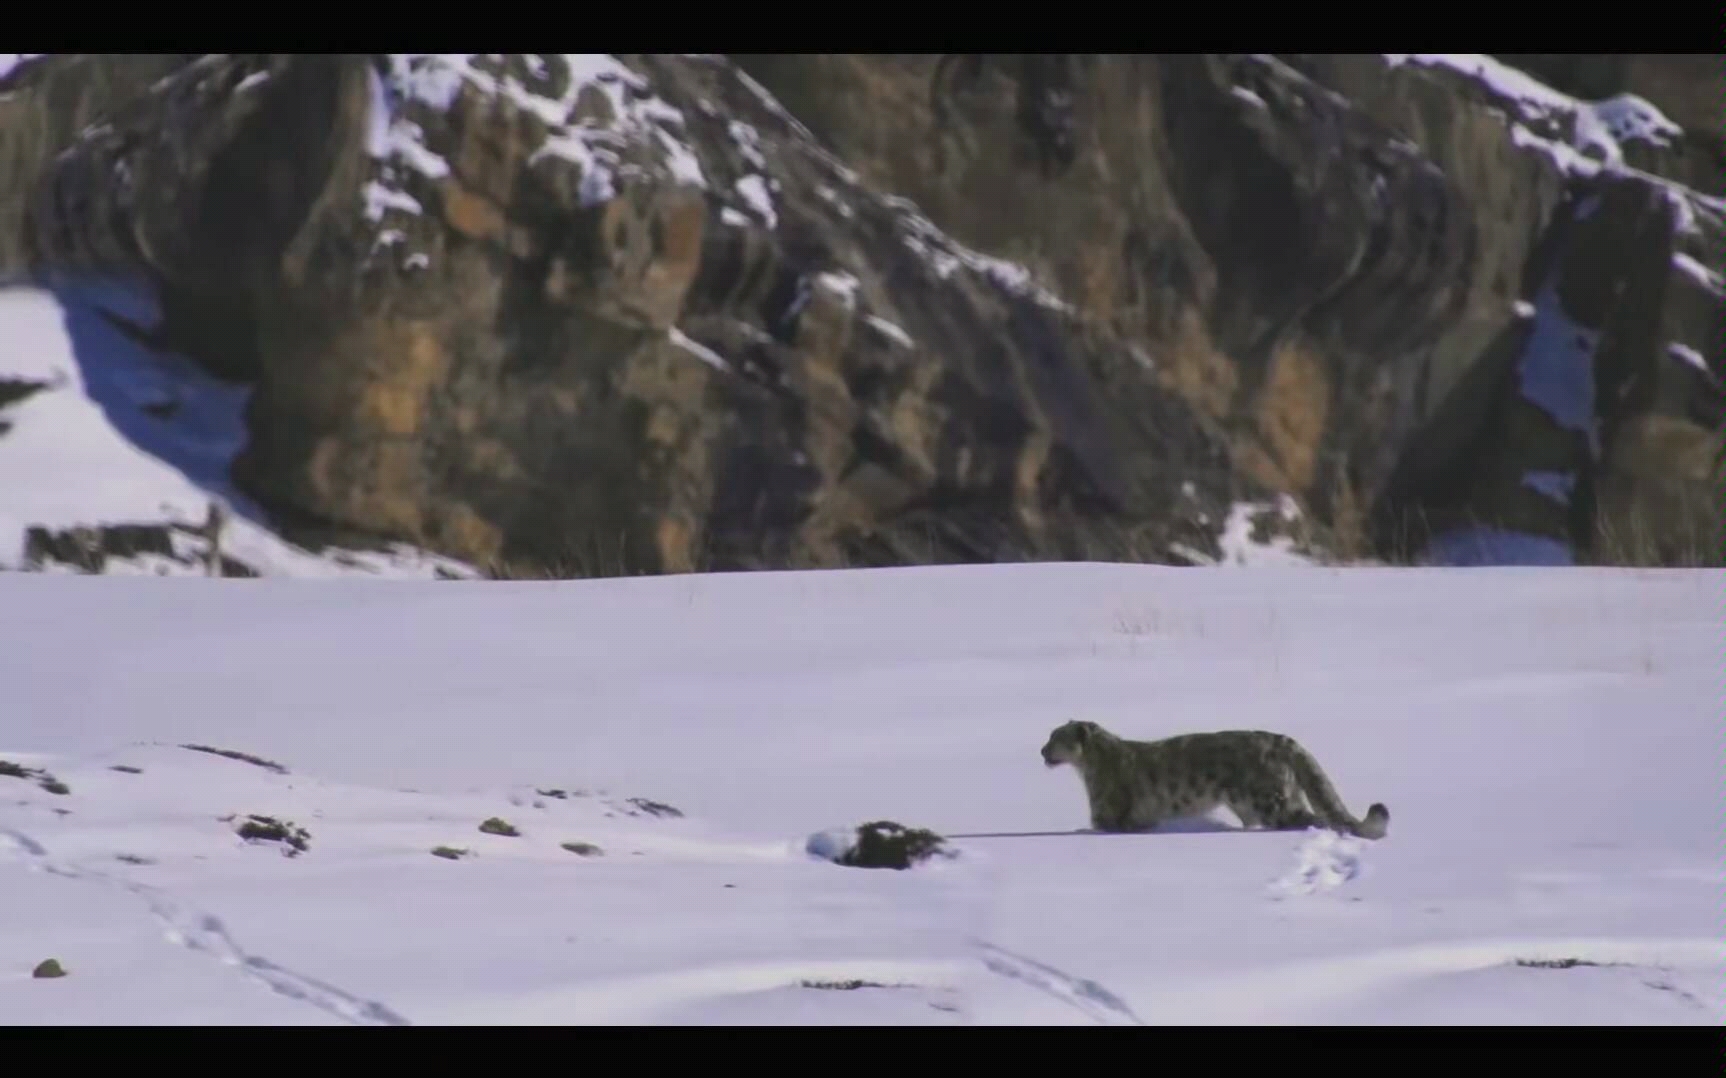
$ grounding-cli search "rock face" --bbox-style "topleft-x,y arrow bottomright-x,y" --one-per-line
0,53 -> 1718,574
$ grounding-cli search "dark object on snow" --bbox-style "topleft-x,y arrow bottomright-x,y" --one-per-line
200,502 -> 229,578
0,759 -> 71,796
32,959 -> 67,979
478,817 -> 521,837
236,814 -> 310,856
0,377 -> 49,411
182,744 -> 289,774
838,821 -> 956,870
624,797 -> 683,819
1515,957 -> 1612,970
800,978 -> 902,991
23,523 -> 260,577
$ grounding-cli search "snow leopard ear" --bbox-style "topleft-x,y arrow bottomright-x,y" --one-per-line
1070,720 -> 1093,743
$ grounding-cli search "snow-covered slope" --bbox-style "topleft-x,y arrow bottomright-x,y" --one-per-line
1383,53 -> 1699,186
2,564 -> 1717,1024
0,285 -> 476,578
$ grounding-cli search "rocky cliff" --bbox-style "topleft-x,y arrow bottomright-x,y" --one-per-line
0,53 -> 1718,577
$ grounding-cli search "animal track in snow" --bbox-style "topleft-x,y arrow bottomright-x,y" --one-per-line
1268,829 -> 1363,899
973,939 -> 1143,1025
2,824 -> 408,1025
125,880 -> 409,1025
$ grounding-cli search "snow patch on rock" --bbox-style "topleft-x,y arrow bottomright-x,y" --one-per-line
669,327 -> 731,373
374,54 -> 708,224
735,175 -> 777,229
888,197 -> 1072,314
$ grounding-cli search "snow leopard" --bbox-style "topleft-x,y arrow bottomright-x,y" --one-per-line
1040,720 -> 1389,840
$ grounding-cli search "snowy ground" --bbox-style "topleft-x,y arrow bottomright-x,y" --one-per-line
1,564 -> 1718,1024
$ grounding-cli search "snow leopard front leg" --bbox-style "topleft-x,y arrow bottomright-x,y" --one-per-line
1089,791 -> 1155,834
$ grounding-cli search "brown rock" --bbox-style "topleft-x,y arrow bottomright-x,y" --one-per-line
1,53 -> 1717,574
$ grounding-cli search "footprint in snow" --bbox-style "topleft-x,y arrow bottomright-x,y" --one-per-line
1268,829 -> 1363,900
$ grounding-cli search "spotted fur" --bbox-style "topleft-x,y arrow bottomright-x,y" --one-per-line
1040,720 -> 1389,840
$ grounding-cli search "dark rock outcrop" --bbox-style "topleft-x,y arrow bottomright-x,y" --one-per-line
22,521 -> 257,576
0,376 -> 49,435
0,53 -> 1718,573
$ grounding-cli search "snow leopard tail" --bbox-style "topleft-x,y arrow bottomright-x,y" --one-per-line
1286,741 -> 1389,840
